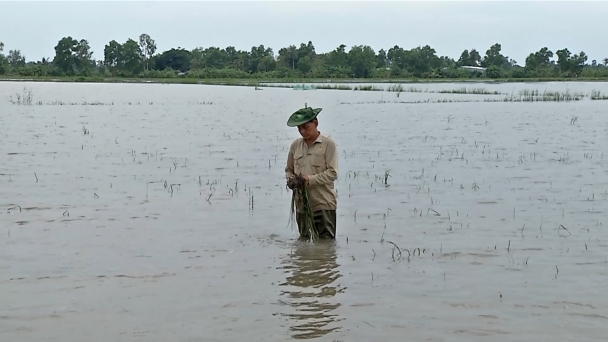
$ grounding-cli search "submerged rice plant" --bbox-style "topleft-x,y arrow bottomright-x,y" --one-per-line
354,85 -> 383,91
7,87 -> 34,105
519,89 -> 540,97
315,84 -> 352,90
516,89 -> 584,102
387,84 -> 405,92
438,87 -> 502,95
405,86 -> 424,93
591,90 -> 608,100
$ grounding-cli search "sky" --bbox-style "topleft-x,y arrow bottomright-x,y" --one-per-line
1,1 -> 608,65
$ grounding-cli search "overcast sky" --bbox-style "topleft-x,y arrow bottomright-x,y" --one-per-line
1,1 -> 607,65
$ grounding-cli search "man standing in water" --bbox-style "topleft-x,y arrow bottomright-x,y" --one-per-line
285,105 -> 338,239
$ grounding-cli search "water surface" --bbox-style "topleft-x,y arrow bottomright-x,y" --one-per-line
1,81 -> 608,341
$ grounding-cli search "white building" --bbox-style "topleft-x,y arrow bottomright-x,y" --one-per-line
459,66 -> 486,74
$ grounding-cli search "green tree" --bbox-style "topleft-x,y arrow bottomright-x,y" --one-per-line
556,48 -> 572,72
327,44 -> 349,68
297,41 -> 316,61
154,48 -> 191,72
401,45 -> 440,76
297,56 -> 312,74
104,38 -> 143,75
277,41 -> 315,71
10,36 -> 608,80
104,40 -> 122,73
224,46 -> 240,68
53,37 -> 92,75
386,45 -> 406,70
189,47 -> 206,70
8,50 -> 26,68
572,51 -> 588,75
0,42 -> 7,75
556,48 -> 587,76
482,43 -> 509,68
439,56 -> 456,68
120,39 -> 144,75
278,45 -> 299,70
468,49 -> 481,67
485,65 -> 502,78
457,50 -> 470,67
347,45 -> 376,78
190,47 -> 227,69
53,37 -> 78,74
457,49 -> 481,67
231,49 -> 251,72
249,44 -> 273,73
376,49 -> 387,68
257,55 -> 276,72
74,39 -> 93,72
524,47 -> 554,77
138,33 -> 157,71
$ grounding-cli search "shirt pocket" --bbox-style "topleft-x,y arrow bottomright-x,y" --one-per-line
293,152 -> 305,175
311,151 -> 325,173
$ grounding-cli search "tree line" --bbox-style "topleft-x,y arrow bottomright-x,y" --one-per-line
1,34 -> 607,80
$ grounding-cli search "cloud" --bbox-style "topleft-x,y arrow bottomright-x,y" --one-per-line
1,1 -> 607,63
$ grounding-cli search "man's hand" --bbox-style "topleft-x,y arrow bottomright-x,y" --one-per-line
286,178 -> 295,189
287,175 -> 309,189
302,175 -> 309,185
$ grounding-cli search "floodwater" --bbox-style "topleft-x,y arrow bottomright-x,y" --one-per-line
2,80 -> 608,341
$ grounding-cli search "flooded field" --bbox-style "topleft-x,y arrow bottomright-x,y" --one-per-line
2,80 -> 608,341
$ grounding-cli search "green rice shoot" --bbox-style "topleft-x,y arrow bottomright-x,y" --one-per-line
288,177 -> 319,242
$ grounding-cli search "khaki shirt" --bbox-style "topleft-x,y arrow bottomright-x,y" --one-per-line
285,132 -> 338,211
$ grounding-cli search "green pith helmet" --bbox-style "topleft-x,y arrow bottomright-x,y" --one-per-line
287,106 -> 322,127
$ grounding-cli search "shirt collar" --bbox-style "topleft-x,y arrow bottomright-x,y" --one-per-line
313,132 -> 323,143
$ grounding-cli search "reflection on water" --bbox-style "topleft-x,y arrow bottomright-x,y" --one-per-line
278,239 -> 345,339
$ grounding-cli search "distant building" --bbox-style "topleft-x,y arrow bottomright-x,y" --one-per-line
459,66 -> 486,75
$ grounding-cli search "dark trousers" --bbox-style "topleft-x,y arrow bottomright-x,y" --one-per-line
296,210 -> 337,239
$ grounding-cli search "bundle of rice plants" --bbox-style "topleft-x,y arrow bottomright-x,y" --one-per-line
287,175 -> 319,242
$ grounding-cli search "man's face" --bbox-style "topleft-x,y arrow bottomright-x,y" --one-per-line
297,120 -> 318,139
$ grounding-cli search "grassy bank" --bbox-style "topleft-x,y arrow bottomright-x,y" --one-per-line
2,75 -> 608,86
